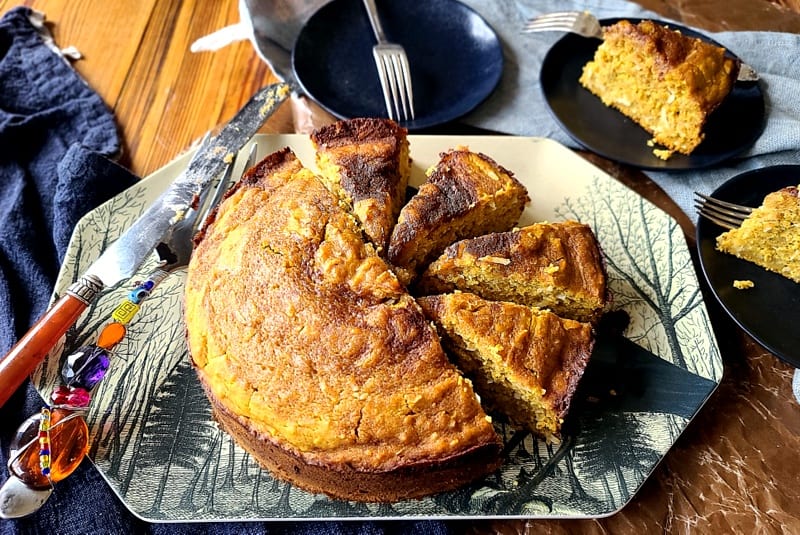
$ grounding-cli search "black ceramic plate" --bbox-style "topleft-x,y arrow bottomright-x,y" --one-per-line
696,165 -> 800,367
292,0 -> 503,130
540,18 -> 765,171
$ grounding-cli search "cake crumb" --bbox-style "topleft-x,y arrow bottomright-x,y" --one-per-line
478,255 -> 511,265
652,148 -> 674,160
733,279 -> 755,290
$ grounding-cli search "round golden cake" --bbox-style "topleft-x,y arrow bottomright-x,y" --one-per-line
184,147 -> 503,502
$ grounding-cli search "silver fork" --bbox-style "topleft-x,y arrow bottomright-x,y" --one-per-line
522,10 -> 759,82
362,0 -> 415,122
694,192 -> 753,230
523,10 -> 602,38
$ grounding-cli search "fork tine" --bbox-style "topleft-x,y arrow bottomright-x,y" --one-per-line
694,192 -> 753,230
194,151 -> 238,234
527,11 -> 582,23
374,52 -> 396,121
387,53 -> 413,122
524,21 -> 580,32
523,12 -> 580,30
242,142 -> 259,172
695,204 -> 743,230
395,53 -> 415,121
383,55 -> 403,121
694,192 -> 754,215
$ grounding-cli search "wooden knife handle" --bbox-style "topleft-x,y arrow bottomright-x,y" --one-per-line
0,276 -> 103,409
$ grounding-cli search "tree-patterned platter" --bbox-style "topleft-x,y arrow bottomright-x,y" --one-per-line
33,135 -> 722,521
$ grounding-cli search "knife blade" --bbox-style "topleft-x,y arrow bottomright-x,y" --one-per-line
0,82 -> 290,408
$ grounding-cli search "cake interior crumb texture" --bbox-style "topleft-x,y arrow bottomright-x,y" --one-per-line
417,292 -> 594,441
579,19 -> 738,158
716,185 -> 800,283
417,221 -> 608,323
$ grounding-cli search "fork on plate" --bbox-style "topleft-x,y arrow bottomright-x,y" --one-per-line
694,192 -> 753,230
522,10 -> 759,82
362,0 -> 415,122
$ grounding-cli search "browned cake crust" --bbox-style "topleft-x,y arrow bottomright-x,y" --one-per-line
311,118 -> 410,253
579,19 -> 739,158
185,147 -> 502,502
417,292 -> 594,440
206,387 -> 503,502
387,148 -> 529,285
417,221 -> 607,323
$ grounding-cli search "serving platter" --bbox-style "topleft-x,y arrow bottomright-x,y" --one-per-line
292,0 -> 503,130
696,165 -> 800,368
540,18 -> 765,171
34,134 -> 722,521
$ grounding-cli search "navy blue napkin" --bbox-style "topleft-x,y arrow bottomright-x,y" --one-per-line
0,7 -> 458,534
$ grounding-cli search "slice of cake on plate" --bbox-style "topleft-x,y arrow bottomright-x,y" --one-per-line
417,292 -> 595,441
716,185 -> 800,283
417,221 -> 608,323
579,19 -> 739,159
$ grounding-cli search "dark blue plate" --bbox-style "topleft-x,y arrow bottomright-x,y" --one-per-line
696,165 -> 800,367
541,18 -> 765,171
292,0 -> 503,130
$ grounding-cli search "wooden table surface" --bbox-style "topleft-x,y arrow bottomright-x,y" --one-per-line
1,0 -> 799,533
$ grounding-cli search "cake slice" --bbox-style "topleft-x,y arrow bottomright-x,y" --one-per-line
387,148 -> 529,285
715,185 -> 800,283
185,147 -> 503,502
417,292 -> 594,440
311,117 -> 410,253
579,19 -> 739,159
417,221 -> 607,323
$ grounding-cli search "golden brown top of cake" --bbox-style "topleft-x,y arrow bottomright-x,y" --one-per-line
716,185 -> 800,283
418,221 -> 607,323
603,20 -> 738,111
310,118 -> 410,253
417,292 -> 594,429
185,147 -> 500,471
387,148 -> 530,284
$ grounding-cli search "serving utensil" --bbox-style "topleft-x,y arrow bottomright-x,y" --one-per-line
694,192 -> 753,229
0,150 -> 250,520
362,0 -> 415,122
523,10 -> 760,82
0,83 -> 289,409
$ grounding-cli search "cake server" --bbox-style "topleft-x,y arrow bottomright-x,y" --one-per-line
0,82 -> 290,409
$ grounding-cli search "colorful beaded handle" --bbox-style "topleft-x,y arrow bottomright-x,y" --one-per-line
0,267 -> 170,517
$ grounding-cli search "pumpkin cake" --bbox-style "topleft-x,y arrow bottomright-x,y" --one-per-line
417,292 -> 595,441
387,148 -> 529,285
185,147 -> 503,502
715,185 -> 800,283
311,117 -> 410,253
579,19 -> 739,159
417,221 -> 608,323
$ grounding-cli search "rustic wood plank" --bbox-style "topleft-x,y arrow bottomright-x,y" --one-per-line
0,0 -> 288,176
0,0 -> 156,112
108,0 -> 284,175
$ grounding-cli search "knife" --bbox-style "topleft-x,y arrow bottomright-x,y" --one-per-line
0,82 -> 290,408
